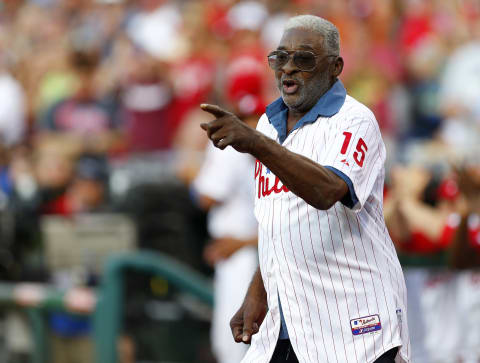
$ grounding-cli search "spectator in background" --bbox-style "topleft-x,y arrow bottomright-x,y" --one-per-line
37,49 -> 124,153
42,153 -> 109,216
121,51 -> 175,152
437,20 -> 480,153
126,0 -> 183,61
450,161 -> 480,269
384,165 -> 460,255
168,1 -> 218,136
11,3 -> 73,122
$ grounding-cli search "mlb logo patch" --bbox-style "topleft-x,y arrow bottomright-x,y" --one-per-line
350,314 -> 382,336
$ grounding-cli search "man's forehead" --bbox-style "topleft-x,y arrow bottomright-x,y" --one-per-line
277,27 -> 324,51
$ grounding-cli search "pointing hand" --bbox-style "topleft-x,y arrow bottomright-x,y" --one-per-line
200,103 -> 258,153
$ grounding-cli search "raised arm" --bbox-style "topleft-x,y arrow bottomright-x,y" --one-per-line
200,104 -> 348,210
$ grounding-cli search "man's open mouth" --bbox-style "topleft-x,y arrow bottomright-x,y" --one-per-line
282,79 -> 299,94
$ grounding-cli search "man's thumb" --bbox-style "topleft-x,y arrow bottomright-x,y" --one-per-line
242,318 -> 260,342
242,318 -> 253,342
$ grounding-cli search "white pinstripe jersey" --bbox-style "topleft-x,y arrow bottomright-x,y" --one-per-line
242,93 -> 411,363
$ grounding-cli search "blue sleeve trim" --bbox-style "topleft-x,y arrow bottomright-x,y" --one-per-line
324,166 -> 359,209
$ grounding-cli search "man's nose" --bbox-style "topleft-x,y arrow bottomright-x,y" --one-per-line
280,56 -> 299,75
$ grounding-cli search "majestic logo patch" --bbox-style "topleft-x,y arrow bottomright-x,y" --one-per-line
350,314 -> 381,336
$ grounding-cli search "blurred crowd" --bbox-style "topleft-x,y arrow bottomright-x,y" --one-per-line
0,0 -> 480,362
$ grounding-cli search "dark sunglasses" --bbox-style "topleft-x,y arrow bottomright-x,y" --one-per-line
267,50 -> 336,72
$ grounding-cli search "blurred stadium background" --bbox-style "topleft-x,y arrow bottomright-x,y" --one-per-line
0,0 -> 479,362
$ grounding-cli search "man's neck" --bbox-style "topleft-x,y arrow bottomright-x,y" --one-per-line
286,108 -> 306,134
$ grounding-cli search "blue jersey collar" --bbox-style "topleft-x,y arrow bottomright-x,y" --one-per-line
265,79 -> 346,144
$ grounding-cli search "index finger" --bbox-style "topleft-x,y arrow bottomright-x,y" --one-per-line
200,103 -> 231,118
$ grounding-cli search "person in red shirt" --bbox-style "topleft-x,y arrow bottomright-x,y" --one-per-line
384,166 -> 461,255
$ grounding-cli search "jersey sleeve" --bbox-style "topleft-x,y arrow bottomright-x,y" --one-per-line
318,116 -> 385,211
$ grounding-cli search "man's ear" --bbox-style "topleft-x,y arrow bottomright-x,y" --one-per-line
332,56 -> 344,78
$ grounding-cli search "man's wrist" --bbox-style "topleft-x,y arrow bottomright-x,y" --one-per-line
247,290 -> 267,307
246,269 -> 267,301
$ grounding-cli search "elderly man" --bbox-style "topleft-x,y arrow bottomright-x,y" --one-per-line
201,15 -> 411,363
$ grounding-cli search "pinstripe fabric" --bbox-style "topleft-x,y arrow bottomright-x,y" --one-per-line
242,95 -> 411,363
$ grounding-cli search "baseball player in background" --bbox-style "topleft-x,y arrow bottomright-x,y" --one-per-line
192,114 -> 258,363
200,14 -> 410,363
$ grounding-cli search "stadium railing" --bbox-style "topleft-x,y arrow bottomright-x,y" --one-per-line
93,250 -> 213,363
0,250 -> 213,363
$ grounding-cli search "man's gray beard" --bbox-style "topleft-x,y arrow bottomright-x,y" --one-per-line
279,83 -> 307,109
278,73 -> 330,111
281,83 -> 324,111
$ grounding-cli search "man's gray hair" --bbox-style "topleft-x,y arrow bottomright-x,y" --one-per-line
284,15 -> 340,56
